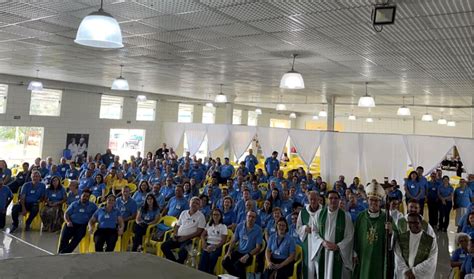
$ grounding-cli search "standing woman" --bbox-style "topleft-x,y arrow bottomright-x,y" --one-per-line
438,175 -> 454,232
0,160 -> 12,185
132,180 -> 150,208
132,193 -> 160,252
263,217 -> 296,279
40,176 -> 67,232
404,171 -> 424,210
91,173 -> 107,203
88,195 -> 124,252
198,208 -> 228,275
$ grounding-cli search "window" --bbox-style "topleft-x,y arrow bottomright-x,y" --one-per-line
248,110 -> 258,126
0,126 -> 43,165
0,84 -> 7,114
109,129 -> 145,160
100,95 -> 123,120
178,104 -> 194,123
270,118 -> 291,128
136,100 -> 156,121
233,109 -> 242,125
29,88 -> 62,116
202,106 -> 216,124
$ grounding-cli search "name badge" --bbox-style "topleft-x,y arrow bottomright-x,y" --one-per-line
94,187 -> 98,191
460,191 -> 464,194
350,209 -> 355,212
411,185 -> 415,189
274,250 -> 281,256
242,235 -> 249,241
432,188 -> 436,191
18,175 -> 24,180
79,209 -> 85,213
75,195 -> 80,199
62,168 -> 66,172
121,207 -> 126,212
144,216 -> 151,221
30,190 -> 36,194
105,214 -> 110,219
176,205 -> 181,210
52,194 -> 57,197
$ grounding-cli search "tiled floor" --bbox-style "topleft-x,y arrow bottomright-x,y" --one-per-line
0,210 -> 458,278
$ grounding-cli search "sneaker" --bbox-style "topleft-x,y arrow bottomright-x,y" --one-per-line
9,225 -> 18,233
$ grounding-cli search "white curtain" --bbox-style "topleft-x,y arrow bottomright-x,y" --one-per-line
321,132 -> 362,184
257,127 -> 289,158
230,125 -> 256,160
454,138 -> 474,174
163,122 -> 185,150
184,123 -> 207,156
403,135 -> 455,175
360,133 -> 407,185
288,129 -> 324,167
207,124 -> 229,154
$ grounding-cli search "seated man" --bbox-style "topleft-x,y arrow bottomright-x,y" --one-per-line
394,213 -> 438,279
115,186 -> 138,223
6,162 -> 30,194
161,197 -> 206,264
0,179 -> 13,229
161,185 -> 189,218
10,171 -> 46,232
223,210 -> 263,279
58,189 -> 97,253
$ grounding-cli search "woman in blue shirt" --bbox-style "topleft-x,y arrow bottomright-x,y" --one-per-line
0,160 -> 12,185
89,194 -> 124,252
263,217 -> 296,279
132,193 -> 160,252
265,207 -> 283,241
451,233 -> 470,269
438,175 -> 454,232
132,180 -> 150,208
91,173 -> 106,203
259,200 -> 273,229
40,176 -> 66,232
404,171 -> 424,204
463,213 -> 474,238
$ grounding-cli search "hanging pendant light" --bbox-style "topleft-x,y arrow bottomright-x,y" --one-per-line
289,112 -> 296,119
255,108 -> 262,115
214,84 -> 227,103
280,54 -> 305,89
111,65 -> 129,90
136,95 -> 147,102
348,114 -> 356,120
397,96 -> 411,116
205,102 -> 214,108
318,109 -> 327,118
312,114 -> 319,120
447,121 -> 456,127
437,118 -> 447,125
75,0 -> 123,49
366,118 -> 374,123
276,104 -> 287,111
28,69 -> 43,91
421,113 -> 433,122
358,82 -> 375,107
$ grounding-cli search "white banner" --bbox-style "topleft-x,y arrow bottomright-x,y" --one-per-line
184,123 -> 207,156
257,127 -> 289,158
207,124 -> 229,154
288,129 -> 324,167
163,122 -> 184,150
230,125 -> 256,160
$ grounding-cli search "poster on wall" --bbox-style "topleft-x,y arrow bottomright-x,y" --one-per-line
65,133 -> 89,162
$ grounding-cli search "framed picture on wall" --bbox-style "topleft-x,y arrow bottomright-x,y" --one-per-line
65,133 -> 89,163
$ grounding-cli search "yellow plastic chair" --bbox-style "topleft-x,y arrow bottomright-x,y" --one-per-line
11,167 -> 19,177
22,204 -> 44,231
89,194 -> 97,204
290,245 -> 303,279
214,229 -> 234,275
56,223 -> 90,254
87,224 -> 122,252
121,220 -> 135,251
12,193 -> 18,204
152,216 -> 178,256
127,183 -> 137,194
219,239 -> 266,276
63,179 -> 71,188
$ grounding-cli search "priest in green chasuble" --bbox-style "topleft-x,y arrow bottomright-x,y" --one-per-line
353,182 -> 395,279
296,191 -> 321,279
311,190 -> 354,278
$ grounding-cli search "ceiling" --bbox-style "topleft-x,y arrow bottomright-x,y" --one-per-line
0,0 -> 472,120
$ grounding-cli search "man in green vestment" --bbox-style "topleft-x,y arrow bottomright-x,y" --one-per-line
296,191 -> 320,279
353,182 -> 394,279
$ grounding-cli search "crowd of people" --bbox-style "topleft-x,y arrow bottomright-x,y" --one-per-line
0,143 -> 474,278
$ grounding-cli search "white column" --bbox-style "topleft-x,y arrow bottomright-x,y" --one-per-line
327,95 -> 335,131
224,102 -> 234,158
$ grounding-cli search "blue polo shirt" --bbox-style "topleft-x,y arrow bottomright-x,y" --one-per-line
65,168 -> 79,180
267,233 -> 296,260
244,155 -> 258,173
426,181 -> 440,201
455,187 -> 473,208
160,185 -> 175,201
405,180 -> 424,199
258,210 -> 272,228
220,165 -> 234,179
451,247 -> 468,262
348,205 -> 365,222
265,218 -> 278,236
79,177 -> 94,191
115,197 -> 138,219
132,191 -> 148,208
67,191 -> 81,205
136,172 -> 151,182
167,196 -> 189,217
21,182 -> 46,204
234,222 -> 263,254
91,183 -> 106,198
149,175 -> 163,186
461,254 -> 474,275
141,208 -> 160,224
93,207 -> 121,229
57,164 -> 70,179
189,167 -> 205,183
289,224 -> 303,246
66,200 -> 97,224
280,199 -> 293,217
223,210 -> 236,227
469,182 -> 474,193
152,191 -> 166,210
439,185 -> 454,198
250,189 -> 262,201
0,186 -> 13,211
294,192 -> 308,205
46,188 -> 66,203
265,157 -> 279,177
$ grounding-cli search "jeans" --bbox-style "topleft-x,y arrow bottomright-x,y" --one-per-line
439,201 -> 452,230
132,223 -> 148,251
11,202 -> 39,227
198,246 -> 222,274
222,250 -> 253,279
58,223 -> 87,253
161,238 -> 192,264
94,228 -> 118,252
427,199 -> 439,228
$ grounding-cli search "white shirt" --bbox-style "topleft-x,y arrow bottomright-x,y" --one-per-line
408,231 -> 422,267
205,223 -> 228,245
177,210 -> 206,237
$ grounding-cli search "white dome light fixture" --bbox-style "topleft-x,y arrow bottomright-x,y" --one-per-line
28,69 -> 43,91
280,54 -> 305,89
348,114 -> 356,120
421,113 -> 433,122
111,65 -> 129,90
437,118 -> 447,125
136,95 -> 147,102
75,0 -> 123,49
318,109 -> 327,118
366,117 -> 374,123
205,102 -> 214,108
289,112 -> 296,119
255,108 -> 262,115
276,103 -> 287,111
397,96 -> 411,116
358,82 -> 375,108
214,84 -> 227,103
312,115 -> 319,120
447,120 -> 456,127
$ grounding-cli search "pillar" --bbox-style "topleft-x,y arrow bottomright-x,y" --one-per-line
327,95 -> 336,131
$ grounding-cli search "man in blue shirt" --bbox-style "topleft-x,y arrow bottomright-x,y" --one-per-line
160,177 -> 176,202
455,179 -> 473,226
219,158 -> 235,184
188,163 -> 205,185
223,210 -> 263,278
7,162 -> 30,194
115,186 -> 138,223
416,166 -> 428,216
58,189 -> 97,253
162,185 -> 189,218
0,179 -> 13,229
265,151 -> 280,178
57,157 -> 70,180
244,149 -> 258,174
10,171 -> 46,232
